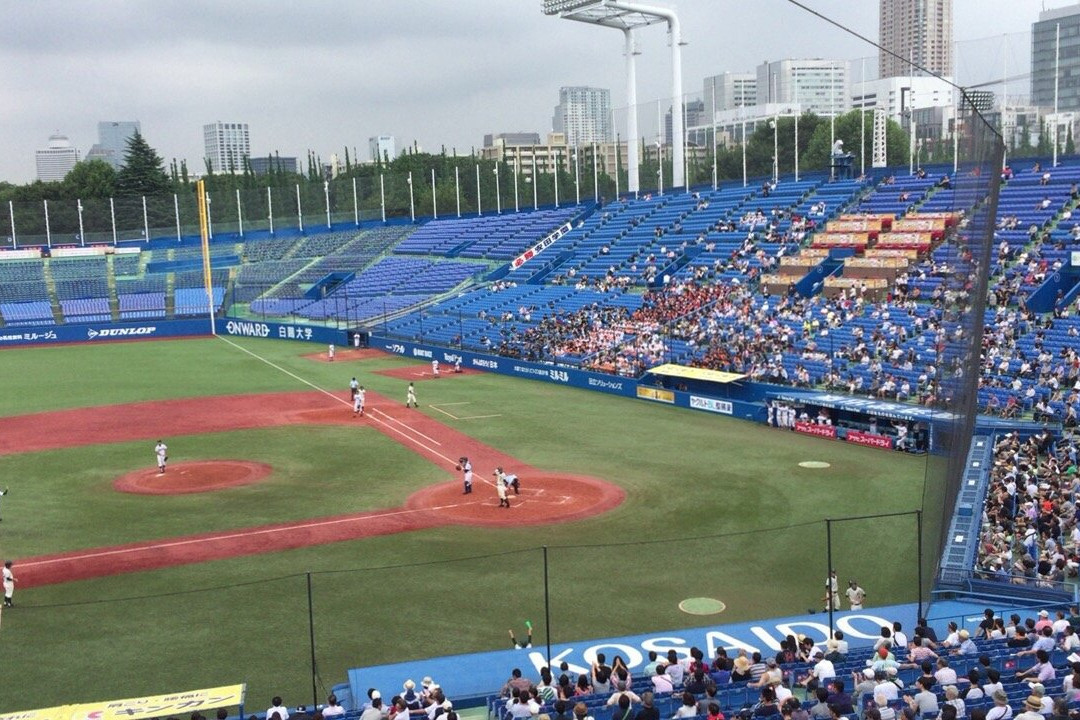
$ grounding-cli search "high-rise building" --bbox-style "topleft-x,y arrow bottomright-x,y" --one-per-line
755,59 -> 850,117
35,133 -> 80,182
249,155 -> 301,176
1032,5 -> 1080,112
203,121 -> 250,174
369,135 -> 397,163
552,86 -> 613,147
702,72 -> 757,114
666,100 -> 707,146
86,121 -> 141,170
878,0 -> 953,79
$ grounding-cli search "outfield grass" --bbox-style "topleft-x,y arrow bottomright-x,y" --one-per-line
0,337 -> 930,712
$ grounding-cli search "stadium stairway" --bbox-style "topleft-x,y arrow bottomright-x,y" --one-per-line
41,260 -> 64,325
106,255 -> 121,322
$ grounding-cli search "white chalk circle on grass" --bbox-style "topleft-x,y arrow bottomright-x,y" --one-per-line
798,461 -> 832,469
679,597 -> 727,615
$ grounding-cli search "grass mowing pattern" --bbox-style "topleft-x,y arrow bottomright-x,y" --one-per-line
0,337 -> 930,711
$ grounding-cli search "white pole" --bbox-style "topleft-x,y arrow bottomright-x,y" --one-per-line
554,149 -> 560,206
431,168 -> 438,219
1002,33 -> 1009,169
174,193 -> 181,241
909,49 -> 915,175
773,115 -> 779,185
657,99 -> 663,194
110,197 -> 117,246
44,199 -> 51,249
236,188 -> 244,237
954,105 -> 960,174
742,112 -> 747,188
573,149 -> 580,204
475,164 -> 482,216
860,57 -> 866,177
352,177 -> 359,226
615,136 -> 621,199
494,164 -> 501,214
455,165 -> 462,217
683,93 -> 690,193
532,152 -> 538,209
592,142 -> 599,202
1054,23 -> 1061,167
207,193 -> 214,238
77,199 -> 85,246
794,109 -> 800,182
379,174 -> 386,222
295,184 -> 303,233
624,28 -> 640,194
9,200 -> 17,249
711,76 -> 718,191
667,13 -> 685,188
829,66 -> 835,173
324,180 -> 331,229
407,171 -> 415,222
267,187 -> 275,234
514,157 -> 521,212
142,195 -> 149,243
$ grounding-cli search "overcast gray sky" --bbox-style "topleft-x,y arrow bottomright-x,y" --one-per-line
0,1 -> 1065,184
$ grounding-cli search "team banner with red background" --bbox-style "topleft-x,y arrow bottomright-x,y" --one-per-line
794,421 -> 836,439
846,430 -> 893,450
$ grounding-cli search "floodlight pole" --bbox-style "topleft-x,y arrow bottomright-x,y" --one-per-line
77,199 -> 85,247
432,168 -> 438,219
407,171 -> 415,222
455,165 -> 462,217
625,28 -> 640,194
1054,23 -> 1061,167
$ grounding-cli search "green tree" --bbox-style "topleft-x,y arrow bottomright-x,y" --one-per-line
62,159 -> 117,199
802,110 -> 908,172
115,131 -> 171,198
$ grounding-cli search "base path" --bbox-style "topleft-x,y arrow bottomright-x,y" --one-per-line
4,390 -> 624,588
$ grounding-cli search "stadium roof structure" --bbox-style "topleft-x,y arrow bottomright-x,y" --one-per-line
647,363 -> 745,384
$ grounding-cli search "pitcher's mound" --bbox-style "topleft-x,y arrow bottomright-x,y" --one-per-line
114,461 -> 273,495
405,474 -> 625,527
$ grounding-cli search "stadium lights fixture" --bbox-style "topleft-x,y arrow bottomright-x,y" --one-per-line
542,0 -> 684,192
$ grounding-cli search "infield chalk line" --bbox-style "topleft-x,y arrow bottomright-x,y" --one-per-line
214,335 -> 454,464
368,407 -> 443,446
428,404 -> 462,420
18,499 -> 479,569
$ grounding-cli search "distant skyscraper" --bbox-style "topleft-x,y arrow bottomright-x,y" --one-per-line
86,121 -> 141,170
369,135 -> 397,163
552,86 -> 612,147
35,133 -> 80,182
203,121 -> 250,173
702,73 -> 757,114
879,0 -> 953,79
756,59 -> 850,117
1032,5 -> 1080,112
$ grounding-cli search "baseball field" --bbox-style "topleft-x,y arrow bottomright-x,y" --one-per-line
0,336 -> 930,712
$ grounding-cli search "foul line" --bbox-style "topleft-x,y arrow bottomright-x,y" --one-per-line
429,402 -> 503,421
19,499 -> 478,569
214,335 -> 454,465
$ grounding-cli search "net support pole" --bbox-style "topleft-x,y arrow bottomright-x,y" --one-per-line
543,545 -> 552,668
236,188 -> 244,238
916,509 -> 924,622
826,519 -> 834,636
307,572 -> 319,711
110,197 -> 117,246
44,200 -> 51,249
142,195 -> 149,242
379,174 -> 386,223
8,200 -> 15,249
174,193 -> 181,242
196,179 -> 216,336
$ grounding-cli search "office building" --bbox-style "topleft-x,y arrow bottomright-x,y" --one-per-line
203,121 -> 250,174
552,86 -> 613,147
86,121 -> 141,170
1032,4 -> 1080,112
35,133 -> 80,182
666,99 -> 708,146
879,0 -> 953,79
755,59 -> 850,117
702,72 -> 757,114
369,135 -> 397,163
249,155 -> 301,176
484,132 -> 542,147
480,132 -> 571,177
851,74 -> 955,123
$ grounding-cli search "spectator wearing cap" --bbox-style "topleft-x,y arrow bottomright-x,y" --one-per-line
401,682 -> 422,717
420,679 -> 437,704
424,690 -> 452,720
871,646 -> 899,674
798,649 -> 835,690
852,669 -> 877,699
985,689 -> 1012,720
360,698 -> 385,720
951,630 -> 978,656
1028,684 -> 1052,715
606,679 -> 642,707
1034,610 -> 1053,633
1016,694 -> 1045,720
750,659 -> 782,689
732,653 -> 753,683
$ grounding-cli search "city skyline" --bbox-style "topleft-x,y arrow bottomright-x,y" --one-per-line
0,1 -> 1062,184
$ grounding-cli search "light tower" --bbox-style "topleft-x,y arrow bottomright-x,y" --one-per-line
543,0 -> 685,193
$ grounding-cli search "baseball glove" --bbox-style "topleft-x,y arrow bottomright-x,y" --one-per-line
455,465 -> 462,471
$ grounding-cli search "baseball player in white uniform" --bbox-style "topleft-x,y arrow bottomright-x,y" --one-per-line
3,560 -> 16,607
432,359 -> 440,378
349,377 -> 359,399
406,382 -> 418,408
495,473 -> 510,508
495,467 -> 520,495
155,440 -> 168,474
328,343 -> 335,362
459,457 -> 473,494
353,385 -> 366,416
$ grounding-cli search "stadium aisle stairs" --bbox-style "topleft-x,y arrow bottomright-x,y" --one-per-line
41,259 -> 64,325
165,270 -> 176,317
106,255 -> 120,321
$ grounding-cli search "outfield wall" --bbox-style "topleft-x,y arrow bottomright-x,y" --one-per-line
0,318 -> 348,347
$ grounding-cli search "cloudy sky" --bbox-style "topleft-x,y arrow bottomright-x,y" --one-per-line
0,1 -> 1063,184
